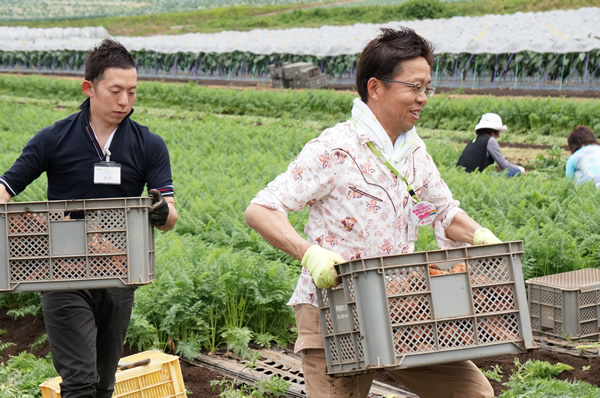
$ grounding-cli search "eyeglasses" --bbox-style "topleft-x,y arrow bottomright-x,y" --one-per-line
378,78 -> 436,98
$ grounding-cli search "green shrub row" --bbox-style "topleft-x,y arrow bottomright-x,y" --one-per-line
1,74 -> 598,138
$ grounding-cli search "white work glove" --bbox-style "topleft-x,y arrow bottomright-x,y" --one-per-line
473,228 -> 502,245
301,245 -> 344,288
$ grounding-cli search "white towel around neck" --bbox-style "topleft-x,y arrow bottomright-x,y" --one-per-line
351,98 -> 418,168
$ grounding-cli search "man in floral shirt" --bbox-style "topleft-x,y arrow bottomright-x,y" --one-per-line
245,27 -> 499,398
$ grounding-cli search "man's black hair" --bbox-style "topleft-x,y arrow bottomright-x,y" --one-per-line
85,39 -> 135,83
356,27 -> 435,103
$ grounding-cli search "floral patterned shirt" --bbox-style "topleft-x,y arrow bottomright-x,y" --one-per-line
251,104 -> 467,307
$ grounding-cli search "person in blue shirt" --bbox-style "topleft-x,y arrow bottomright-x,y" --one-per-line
0,39 -> 178,398
566,125 -> 600,188
456,113 -> 524,177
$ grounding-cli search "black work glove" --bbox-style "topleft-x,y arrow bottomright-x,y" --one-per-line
148,189 -> 169,227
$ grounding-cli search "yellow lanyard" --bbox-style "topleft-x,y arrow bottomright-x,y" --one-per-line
367,141 -> 421,203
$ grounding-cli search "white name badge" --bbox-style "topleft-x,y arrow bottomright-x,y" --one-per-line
410,201 -> 437,226
94,162 -> 121,185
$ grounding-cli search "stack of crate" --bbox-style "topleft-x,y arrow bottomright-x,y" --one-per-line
526,268 -> 600,341
268,62 -> 327,89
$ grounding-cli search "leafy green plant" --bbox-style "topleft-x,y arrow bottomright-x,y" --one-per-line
0,385 -> 34,398
526,144 -> 566,173
222,327 -> 254,360
0,329 -> 15,358
30,334 -> 47,351
210,374 -> 290,397
223,290 -> 251,331
210,348 -> 289,397
498,358 -> 600,397
0,293 -> 41,317
126,237 -> 296,356
253,333 -> 276,349
511,358 -> 573,381
481,364 -> 504,383
0,352 -> 57,398
124,310 -> 160,352
207,301 -> 225,353
175,338 -> 205,362
0,342 -> 16,357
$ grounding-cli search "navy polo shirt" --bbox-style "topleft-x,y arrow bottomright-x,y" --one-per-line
0,98 -> 174,200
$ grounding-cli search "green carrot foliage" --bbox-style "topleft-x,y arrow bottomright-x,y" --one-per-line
0,73 -> 599,361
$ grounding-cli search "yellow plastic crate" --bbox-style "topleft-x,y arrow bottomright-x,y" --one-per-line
40,350 -> 186,398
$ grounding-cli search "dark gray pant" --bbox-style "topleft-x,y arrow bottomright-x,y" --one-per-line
41,287 -> 136,398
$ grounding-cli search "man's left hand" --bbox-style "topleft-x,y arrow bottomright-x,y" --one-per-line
149,189 -> 169,227
473,228 -> 502,245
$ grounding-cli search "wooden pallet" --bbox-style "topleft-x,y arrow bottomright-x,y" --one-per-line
534,335 -> 600,358
194,348 -> 417,398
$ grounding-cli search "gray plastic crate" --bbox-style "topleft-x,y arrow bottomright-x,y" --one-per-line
526,268 -> 600,341
268,64 -> 283,79
281,62 -> 316,80
317,241 -> 535,376
0,197 -> 155,292
289,75 -> 327,89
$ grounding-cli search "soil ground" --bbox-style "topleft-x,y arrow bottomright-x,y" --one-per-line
1,308 -> 599,397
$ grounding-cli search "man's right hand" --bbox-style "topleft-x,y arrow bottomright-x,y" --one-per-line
301,245 -> 345,288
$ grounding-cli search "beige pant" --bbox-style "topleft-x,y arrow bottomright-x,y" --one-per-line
295,304 -> 495,398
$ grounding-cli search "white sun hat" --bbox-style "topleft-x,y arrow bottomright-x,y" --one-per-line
475,113 -> 508,132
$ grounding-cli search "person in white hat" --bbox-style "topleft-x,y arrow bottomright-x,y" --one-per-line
456,113 -> 525,177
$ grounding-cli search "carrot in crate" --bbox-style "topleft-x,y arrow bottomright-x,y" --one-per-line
53,259 -> 86,279
450,263 -> 467,273
386,270 -> 425,294
428,263 -> 448,276
393,325 -> 435,354
9,212 -> 47,234
89,233 -> 127,276
439,323 -> 475,347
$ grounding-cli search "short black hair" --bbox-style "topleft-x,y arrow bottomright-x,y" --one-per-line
85,39 -> 135,83
356,27 -> 435,103
567,125 -> 599,153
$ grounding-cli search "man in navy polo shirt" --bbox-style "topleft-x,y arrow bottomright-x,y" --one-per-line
0,39 -> 178,397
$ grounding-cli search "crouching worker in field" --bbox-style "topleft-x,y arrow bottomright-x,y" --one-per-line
245,27 -> 498,398
456,112 -> 525,177
566,125 -> 600,187
0,39 -> 178,397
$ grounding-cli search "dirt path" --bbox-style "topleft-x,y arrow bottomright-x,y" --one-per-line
2,308 -> 599,397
